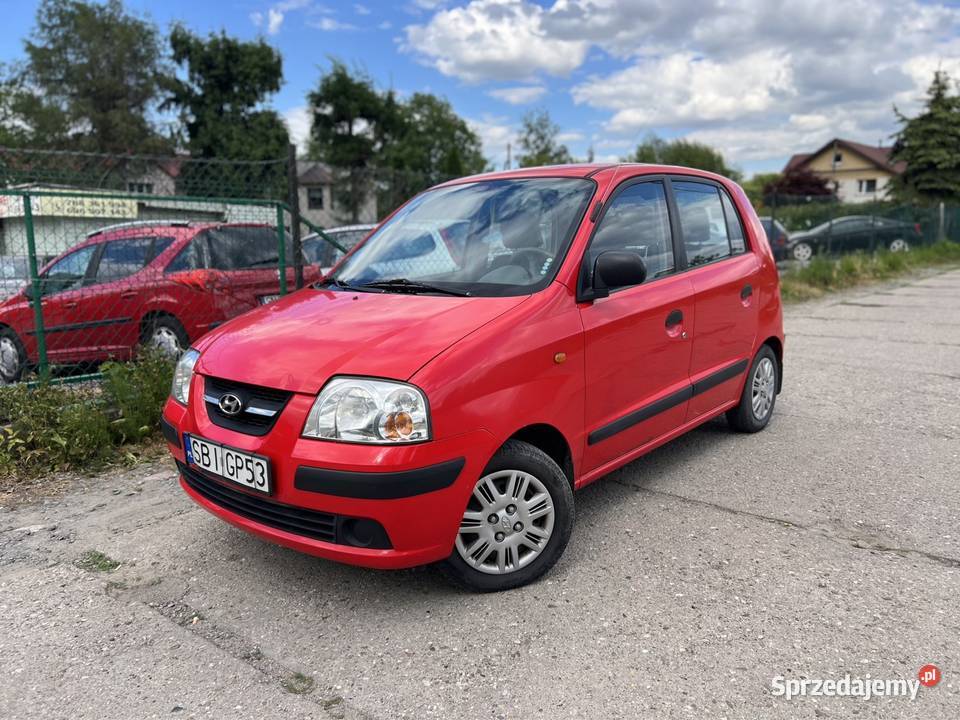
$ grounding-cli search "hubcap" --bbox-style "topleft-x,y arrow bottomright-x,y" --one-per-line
889,238 -> 909,252
751,357 -> 776,421
793,243 -> 812,262
151,326 -> 183,356
455,469 -> 555,575
0,337 -> 20,382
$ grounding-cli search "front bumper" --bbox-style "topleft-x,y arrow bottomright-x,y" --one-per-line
162,385 -> 498,570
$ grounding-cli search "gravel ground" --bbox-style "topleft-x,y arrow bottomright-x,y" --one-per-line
2,269 -> 959,720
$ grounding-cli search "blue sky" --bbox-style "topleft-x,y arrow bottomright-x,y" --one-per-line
2,1 -> 960,177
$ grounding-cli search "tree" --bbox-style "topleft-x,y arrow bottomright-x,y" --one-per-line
163,26 -> 289,197
9,0 -> 169,153
307,62 -> 487,221
517,110 -> 573,167
741,172 -> 782,207
763,169 -> 833,202
891,70 -> 960,204
627,133 -> 741,180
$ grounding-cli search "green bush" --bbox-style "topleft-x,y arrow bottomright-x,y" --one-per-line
0,349 -> 175,481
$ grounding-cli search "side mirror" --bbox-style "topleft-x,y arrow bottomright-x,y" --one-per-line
591,251 -> 646,299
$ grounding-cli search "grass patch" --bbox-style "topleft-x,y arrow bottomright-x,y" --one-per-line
0,348 -> 174,483
281,672 -> 315,695
75,549 -> 121,572
780,241 -> 960,302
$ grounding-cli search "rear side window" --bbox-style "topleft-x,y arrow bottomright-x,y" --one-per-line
204,226 -> 291,270
95,236 -> 172,282
673,181 -> 732,266
588,181 -> 674,282
166,237 -> 204,272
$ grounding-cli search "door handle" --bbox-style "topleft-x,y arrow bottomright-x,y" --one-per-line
120,290 -> 137,299
665,309 -> 683,328
63,301 -> 78,310
740,284 -> 753,300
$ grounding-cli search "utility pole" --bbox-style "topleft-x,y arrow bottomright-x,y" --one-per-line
505,142 -> 512,170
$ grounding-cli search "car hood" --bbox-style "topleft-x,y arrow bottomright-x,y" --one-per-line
194,287 -> 527,394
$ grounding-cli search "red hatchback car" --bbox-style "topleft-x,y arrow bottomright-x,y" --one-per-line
0,222 -> 316,383
162,164 -> 785,592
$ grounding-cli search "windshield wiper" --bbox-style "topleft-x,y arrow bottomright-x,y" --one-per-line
328,277 -> 377,292
359,278 -> 470,297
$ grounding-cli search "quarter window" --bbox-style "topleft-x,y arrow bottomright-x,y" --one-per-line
588,181 -> 674,283
720,191 -> 747,254
674,181 -> 732,267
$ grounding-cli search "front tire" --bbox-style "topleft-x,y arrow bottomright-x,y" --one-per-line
443,440 -> 574,592
0,328 -> 26,385
726,345 -> 779,433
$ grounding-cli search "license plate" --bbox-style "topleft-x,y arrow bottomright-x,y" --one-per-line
184,434 -> 271,494
258,294 -> 281,305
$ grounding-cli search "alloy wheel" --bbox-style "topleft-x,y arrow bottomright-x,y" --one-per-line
751,357 -> 776,421
889,238 -> 910,253
455,469 -> 556,575
0,337 -> 21,382
151,326 -> 183,356
792,242 -> 813,262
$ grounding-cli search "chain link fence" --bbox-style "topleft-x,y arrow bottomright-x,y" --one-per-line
761,192 -> 959,262
0,146 -> 362,386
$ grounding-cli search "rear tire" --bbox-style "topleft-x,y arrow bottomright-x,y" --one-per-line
442,440 -> 574,592
791,242 -> 813,262
726,345 -> 779,433
0,328 -> 26,385
888,238 -> 910,252
142,315 -> 188,357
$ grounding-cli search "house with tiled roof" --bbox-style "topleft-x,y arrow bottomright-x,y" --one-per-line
783,138 -> 907,203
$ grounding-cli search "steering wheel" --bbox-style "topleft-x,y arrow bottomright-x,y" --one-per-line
509,248 -> 553,279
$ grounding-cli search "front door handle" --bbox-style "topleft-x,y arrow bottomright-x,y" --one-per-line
665,309 -> 683,328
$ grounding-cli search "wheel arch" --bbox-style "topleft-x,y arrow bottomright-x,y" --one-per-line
761,336 -> 783,393
505,423 -> 575,489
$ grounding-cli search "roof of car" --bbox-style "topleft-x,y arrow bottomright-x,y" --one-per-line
437,163 -> 735,187
85,221 -> 271,242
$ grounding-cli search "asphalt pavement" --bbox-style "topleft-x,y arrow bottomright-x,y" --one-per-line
2,268 -> 959,720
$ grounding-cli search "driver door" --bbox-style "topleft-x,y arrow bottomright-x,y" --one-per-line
34,244 -> 99,361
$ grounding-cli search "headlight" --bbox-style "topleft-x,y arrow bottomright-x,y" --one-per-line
171,348 -> 200,405
303,377 -> 430,443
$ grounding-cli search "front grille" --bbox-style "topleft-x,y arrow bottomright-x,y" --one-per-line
179,462 -> 337,543
203,376 -> 291,436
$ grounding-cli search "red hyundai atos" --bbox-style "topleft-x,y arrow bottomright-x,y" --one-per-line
162,164 -> 784,592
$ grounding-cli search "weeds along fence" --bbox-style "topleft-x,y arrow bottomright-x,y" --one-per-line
0,145 -> 355,386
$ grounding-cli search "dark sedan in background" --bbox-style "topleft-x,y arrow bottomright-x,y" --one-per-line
787,215 -> 921,262
759,217 -> 790,261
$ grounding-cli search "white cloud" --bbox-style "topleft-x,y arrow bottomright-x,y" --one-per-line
487,85 -> 547,105
283,106 -> 312,150
467,114 -> 516,168
354,3 -> 371,15
404,0 -> 589,83
250,11 -> 264,27
309,17 -> 357,31
378,20 -> 393,30
556,131 -> 584,143
572,50 -> 795,131
406,0 -> 960,167
267,9 -> 284,35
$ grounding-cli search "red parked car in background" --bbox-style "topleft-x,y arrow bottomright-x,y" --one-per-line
0,222 -> 318,384
162,163 -> 785,592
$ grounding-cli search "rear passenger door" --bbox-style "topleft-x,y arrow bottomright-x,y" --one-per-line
671,178 -> 760,421
579,178 -> 695,474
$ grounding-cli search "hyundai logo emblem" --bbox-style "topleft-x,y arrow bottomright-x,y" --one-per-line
218,392 -> 244,416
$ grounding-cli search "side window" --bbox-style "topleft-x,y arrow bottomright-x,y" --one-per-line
588,181 -> 674,282
40,245 -> 97,296
673,181 -> 732,267
204,227 -> 290,270
166,237 -> 205,273
720,190 -> 747,254
93,237 -> 155,282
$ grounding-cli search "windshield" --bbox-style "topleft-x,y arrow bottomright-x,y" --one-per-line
331,177 -> 595,297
